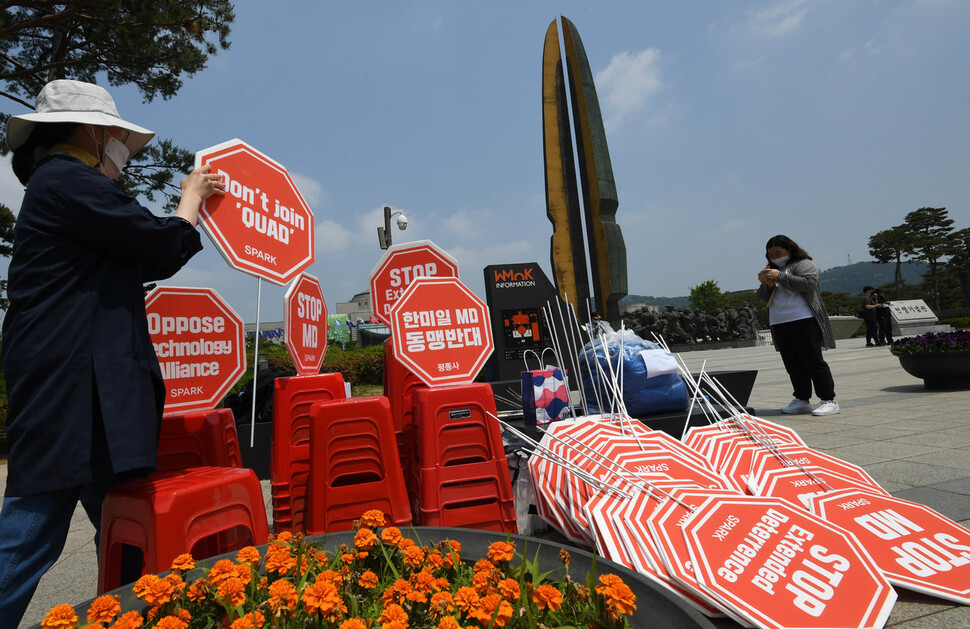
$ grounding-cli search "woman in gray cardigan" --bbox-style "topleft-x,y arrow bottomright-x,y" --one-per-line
756,235 -> 839,416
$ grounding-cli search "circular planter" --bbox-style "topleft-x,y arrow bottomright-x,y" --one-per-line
48,527 -> 716,629
893,350 -> 970,390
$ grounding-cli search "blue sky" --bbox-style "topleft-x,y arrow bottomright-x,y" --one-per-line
2,0 -> 968,323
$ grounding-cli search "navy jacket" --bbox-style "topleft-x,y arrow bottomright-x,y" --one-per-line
2,154 -> 203,496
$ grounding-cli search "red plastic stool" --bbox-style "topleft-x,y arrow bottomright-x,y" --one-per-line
384,338 -> 427,482
411,384 -> 516,532
306,396 -> 411,533
156,408 -> 241,472
271,373 -> 346,532
97,467 -> 269,594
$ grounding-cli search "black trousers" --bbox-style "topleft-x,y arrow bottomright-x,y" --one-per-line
877,311 -> 893,344
863,313 -> 878,345
772,318 -> 836,401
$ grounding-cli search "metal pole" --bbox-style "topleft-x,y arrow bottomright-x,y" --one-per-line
249,277 -> 262,447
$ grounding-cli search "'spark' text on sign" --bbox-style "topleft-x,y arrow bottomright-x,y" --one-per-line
369,240 -> 458,327
146,286 -> 246,414
195,139 -> 314,285
284,273 -> 328,376
389,276 -> 493,386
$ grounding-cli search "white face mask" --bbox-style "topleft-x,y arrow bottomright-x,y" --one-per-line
770,255 -> 790,267
101,136 -> 130,179
88,127 -> 129,179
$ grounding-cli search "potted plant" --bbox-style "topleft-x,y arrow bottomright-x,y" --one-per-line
890,330 -> 970,390
37,510 -> 716,629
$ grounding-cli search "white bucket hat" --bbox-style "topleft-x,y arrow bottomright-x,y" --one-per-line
5,79 -> 155,156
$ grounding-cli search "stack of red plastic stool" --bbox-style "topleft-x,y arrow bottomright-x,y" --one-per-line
305,395 -> 412,533
156,408 -> 241,472
410,383 -> 516,532
98,409 -> 268,594
270,372 -> 346,533
383,338 -> 427,485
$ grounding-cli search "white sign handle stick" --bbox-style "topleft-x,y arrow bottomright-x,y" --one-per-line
250,277 -> 262,447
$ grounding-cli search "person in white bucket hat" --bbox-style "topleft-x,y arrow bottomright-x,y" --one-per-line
0,79 -> 225,625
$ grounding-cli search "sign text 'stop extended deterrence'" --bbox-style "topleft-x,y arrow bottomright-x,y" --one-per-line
195,139 -> 314,285
369,240 -> 458,327
146,286 -> 247,414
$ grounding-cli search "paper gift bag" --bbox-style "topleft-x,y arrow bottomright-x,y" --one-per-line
521,349 -> 570,426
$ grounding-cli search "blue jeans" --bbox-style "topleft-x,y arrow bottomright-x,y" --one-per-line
0,484 -> 110,629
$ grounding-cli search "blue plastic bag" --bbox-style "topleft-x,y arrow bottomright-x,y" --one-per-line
578,326 -> 688,416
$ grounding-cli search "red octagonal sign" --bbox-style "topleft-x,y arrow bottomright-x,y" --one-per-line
195,139 -> 314,285
389,276 -> 493,386
284,273 -> 328,376
370,240 -> 458,327
146,286 -> 247,414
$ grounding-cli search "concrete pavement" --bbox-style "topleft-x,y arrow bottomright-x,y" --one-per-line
3,336 -> 969,627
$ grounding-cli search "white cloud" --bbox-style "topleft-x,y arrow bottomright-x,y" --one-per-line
289,172 -> 327,208
314,218 -> 353,254
595,48 -> 664,132
746,0 -> 808,39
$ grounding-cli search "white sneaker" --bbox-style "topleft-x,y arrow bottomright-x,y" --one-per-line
812,401 -> 841,416
781,399 -> 813,414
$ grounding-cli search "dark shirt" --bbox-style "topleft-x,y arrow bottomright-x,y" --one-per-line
2,154 -> 202,495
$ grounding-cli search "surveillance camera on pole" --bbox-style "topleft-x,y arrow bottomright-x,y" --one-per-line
377,205 -> 409,249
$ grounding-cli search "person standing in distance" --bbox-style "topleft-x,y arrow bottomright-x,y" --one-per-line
0,79 -> 225,626
860,286 -> 880,347
757,235 -> 840,416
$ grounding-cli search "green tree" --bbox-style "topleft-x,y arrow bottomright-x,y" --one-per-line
868,225 -> 911,297
0,1 -> 234,209
0,1 -> 234,307
689,279 -> 726,315
901,207 -> 958,311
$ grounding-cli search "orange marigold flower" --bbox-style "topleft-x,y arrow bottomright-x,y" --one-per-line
170,553 -> 195,572
229,611 -> 265,629
264,550 -> 297,575
426,550 -> 444,572
164,573 -> 186,597
176,609 -> 192,625
273,531 -> 294,543
236,546 -> 261,566
402,545 -> 425,569
358,570 -> 380,589
339,620 -> 368,629
378,603 -> 409,628
207,559 -> 238,586
85,594 -> 121,625
153,615 -> 188,629
268,579 -> 298,613
429,592 -> 455,617
41,604 -> 77,629
302,580 -> 347,618
315,569 -> 344,587
486,541 -> 515,564
340,553 -> 355,563
360,509 -> 387,528
435,617 -> 463,629
472,569 -> 499,595
216,577 -> 247,608
597,579 -> 637,618
398,537 -> 416,551
381,578 -> 412,606
186,578 -> 210,603
355,551 -> 369,561
381,527 -> 403,546
112,611 -> 143,629
136,575 -> 175,607
472,593 -> 513,627
132,574 -> 159,599
472,558 -> 493,573
453,586 -> 479,613
498,578 -> 520,601
315,551 -> 330,565
559,548 -> 571,565
532,584 -> 563,611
